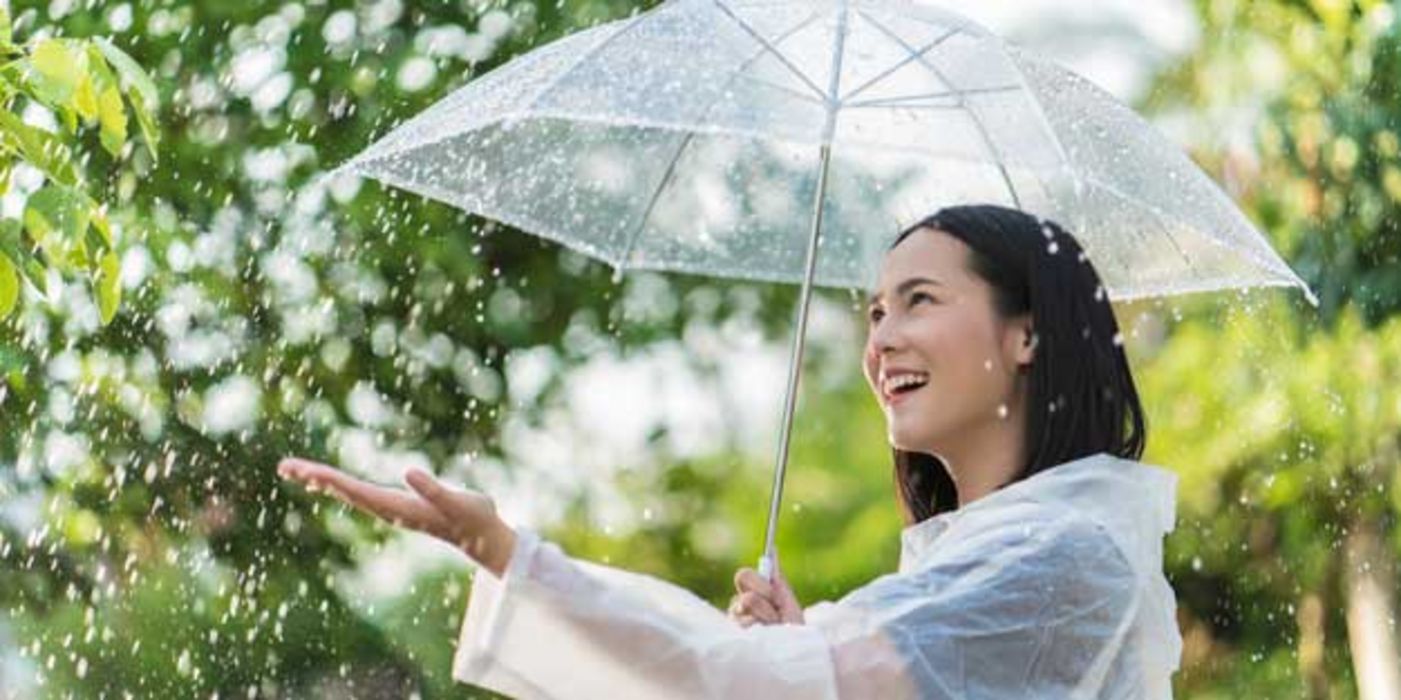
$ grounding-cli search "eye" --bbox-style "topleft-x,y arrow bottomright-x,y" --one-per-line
867,306 -> 885,323
909,291 -> 936,306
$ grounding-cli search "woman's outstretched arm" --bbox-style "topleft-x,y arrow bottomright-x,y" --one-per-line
276,457 -> 923,699
276,457 -> 517,576
275,457 -> 860,698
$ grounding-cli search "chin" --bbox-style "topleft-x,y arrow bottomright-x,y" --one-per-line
887,424 -> 937,454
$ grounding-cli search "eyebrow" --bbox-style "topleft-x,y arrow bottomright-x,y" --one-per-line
867,276 -> 943,307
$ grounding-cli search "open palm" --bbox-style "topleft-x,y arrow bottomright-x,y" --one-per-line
277,457 -> 516,576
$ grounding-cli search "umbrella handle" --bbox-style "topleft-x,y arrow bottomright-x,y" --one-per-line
757,552 -> 776,582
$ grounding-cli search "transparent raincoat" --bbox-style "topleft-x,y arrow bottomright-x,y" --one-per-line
452,452 -> 1182,698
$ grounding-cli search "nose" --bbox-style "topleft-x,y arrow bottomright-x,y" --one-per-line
866,314 -> 902,363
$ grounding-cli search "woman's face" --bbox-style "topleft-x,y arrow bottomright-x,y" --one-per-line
862,228 -> 1035,455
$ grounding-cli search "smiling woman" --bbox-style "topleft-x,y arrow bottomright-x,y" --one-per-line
866,205 -> 1147,523
278,205 -> 1181,699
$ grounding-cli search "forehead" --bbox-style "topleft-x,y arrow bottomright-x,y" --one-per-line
868,228 -> 969,298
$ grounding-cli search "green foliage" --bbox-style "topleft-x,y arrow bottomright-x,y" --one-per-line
1152,0 -> 1401,326
0,17 -> 158,324
0,0 -> 797,696
1137,1 -> 1401,694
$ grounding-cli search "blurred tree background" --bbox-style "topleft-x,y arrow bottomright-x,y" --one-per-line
0,0 -> 1397,698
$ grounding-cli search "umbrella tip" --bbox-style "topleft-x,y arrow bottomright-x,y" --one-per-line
1300,282 -> 1320,309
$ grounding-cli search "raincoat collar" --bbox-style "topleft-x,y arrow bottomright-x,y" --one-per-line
897,451 -> 1178,575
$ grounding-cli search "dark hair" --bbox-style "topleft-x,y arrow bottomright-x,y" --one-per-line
888,205 -> 1146,525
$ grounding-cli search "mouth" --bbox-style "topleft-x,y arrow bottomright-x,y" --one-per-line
881,372 -> 930,406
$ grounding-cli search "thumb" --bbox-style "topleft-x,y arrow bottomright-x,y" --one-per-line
404,468 -> 459,512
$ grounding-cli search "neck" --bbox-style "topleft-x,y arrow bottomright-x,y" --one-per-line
939,406 -> 1028,508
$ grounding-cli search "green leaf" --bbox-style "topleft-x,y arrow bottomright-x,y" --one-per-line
0,337 -> 25,376
24,184 -> 91,261
0,110 -> 79,185
86,45 -> 129,157
94,38 -> 159,160
91,208 -> 114,249
0,252 -> 17,318
28,39 -> 85,108
0,7 -> 13,52
73,73 -> 99,123
57,104 -> 78,134
97,86 -> 127,156
94,39 -> 157,107
0,219 -> 43,295
95,249 -> 120,324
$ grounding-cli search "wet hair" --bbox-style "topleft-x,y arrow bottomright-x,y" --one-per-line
886,204 -> 1147,524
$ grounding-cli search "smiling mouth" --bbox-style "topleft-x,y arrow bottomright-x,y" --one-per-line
883,375 -> 930,404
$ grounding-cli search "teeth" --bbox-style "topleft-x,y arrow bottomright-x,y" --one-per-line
884,373 -> 929,393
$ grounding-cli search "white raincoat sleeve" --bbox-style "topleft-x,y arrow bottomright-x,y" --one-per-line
452,511 -> 1142,699
452,527 -> 839,699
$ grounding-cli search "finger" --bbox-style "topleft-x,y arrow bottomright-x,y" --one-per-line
738,591 -> 779,623
279,458 -> 450,534
278,457 -> 341,484
733,567 -> 773,598
771,573 -> 804,622
278,458 -> 370,497
726,594 -> 750,619
771,567 -> 794,599
404,468 -> 465,515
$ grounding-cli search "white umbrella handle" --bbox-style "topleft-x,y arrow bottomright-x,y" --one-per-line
757,551 -> 776,581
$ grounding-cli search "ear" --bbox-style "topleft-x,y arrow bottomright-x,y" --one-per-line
1005,313 -> 1035,369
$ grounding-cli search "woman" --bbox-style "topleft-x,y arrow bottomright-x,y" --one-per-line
278,205 -> 1183,698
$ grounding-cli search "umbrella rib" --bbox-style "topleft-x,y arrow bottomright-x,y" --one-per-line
613,10 -> 826,275
736,73 -> 828,106
844,85 -> 1022,109
522,10 -> 654,114
711,0 -> 830,103
837,26 -> 960,104
1081,175 -> 1214,279
993,48 -> 1084,221
613,138 -> 689,276
860,10 -> 1023,208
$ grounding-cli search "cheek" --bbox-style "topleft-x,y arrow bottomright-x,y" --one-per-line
861,339 -> 879,387
916,315 -> 984,373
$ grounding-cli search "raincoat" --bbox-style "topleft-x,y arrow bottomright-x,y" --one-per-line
452,452 -> 1183,698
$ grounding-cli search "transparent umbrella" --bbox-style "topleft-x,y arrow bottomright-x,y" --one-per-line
336,0 -> 1318,581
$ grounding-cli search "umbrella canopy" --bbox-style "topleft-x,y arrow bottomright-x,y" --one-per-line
338,0 -> 1317,580
340,0 -> 1315,304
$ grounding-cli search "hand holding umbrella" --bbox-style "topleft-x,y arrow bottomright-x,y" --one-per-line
728,563 -> 804,627
276,458 -> 518,577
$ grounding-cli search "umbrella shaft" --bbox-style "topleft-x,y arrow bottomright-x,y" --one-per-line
761,143 -> 834,580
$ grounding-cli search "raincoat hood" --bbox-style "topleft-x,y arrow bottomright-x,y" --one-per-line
900,452 -> 1177,572
898,451 -> 1183,691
